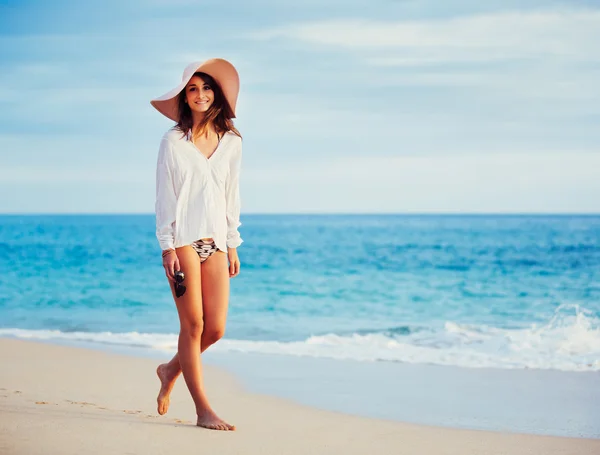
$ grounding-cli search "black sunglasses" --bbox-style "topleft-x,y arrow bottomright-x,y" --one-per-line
174,270 -> 186,298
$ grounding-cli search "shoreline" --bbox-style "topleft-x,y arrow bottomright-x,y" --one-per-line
204,350 -> 600,439
1,338 -> 599,455
1,334 -> 599,438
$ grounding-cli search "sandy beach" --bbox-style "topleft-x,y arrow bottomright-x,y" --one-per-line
0,338 -> 598,455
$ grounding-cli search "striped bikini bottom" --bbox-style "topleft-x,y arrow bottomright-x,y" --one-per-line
191,238 -> 220,263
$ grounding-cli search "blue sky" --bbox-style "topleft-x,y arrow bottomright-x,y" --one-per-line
1,0 -> 599,213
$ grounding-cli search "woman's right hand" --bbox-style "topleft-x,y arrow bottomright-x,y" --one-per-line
162,249 -> 180,282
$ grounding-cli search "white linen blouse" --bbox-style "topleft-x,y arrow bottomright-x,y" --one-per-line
155,127 -> 243,253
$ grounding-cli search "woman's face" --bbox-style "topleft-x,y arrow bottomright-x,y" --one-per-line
185,75 -> 214,114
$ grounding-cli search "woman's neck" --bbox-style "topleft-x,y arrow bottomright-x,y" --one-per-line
191,121 -> 218,139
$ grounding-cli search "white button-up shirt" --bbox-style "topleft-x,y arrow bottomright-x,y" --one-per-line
155,128 -> 243,253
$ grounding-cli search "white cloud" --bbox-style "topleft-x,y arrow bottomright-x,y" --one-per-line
0,132 -> 159,169
245,9 -> 600,107
0,167 -> 146,184
241,151 -> 600,213
252,10 -> 600,64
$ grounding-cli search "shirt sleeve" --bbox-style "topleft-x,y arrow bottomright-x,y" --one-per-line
225,137 -> 243,249
155,138 -> 177,251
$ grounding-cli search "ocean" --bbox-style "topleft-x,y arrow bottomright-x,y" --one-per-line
1,214 -> 599,373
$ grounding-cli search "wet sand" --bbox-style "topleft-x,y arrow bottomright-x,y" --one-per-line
1,338 -> 598,455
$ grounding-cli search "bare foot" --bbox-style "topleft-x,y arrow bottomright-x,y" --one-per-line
197,409 -> 236,431
156,364 -> 177,415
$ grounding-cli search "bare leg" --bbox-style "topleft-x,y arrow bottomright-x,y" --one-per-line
156,340 -> 215,415
195,250 -> 231,429
156,360 -> 180,416
157,250 -> 231,416
163,246 -> 234,431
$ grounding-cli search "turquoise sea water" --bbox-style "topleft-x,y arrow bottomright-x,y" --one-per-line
1,214 -> 599,371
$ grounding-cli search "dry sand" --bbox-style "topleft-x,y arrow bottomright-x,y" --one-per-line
0,338 -> 598,455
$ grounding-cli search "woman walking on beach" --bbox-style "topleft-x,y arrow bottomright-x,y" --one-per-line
150,58 -> 243,431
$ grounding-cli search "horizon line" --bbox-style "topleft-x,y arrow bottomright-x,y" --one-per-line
1,212 -> 599,217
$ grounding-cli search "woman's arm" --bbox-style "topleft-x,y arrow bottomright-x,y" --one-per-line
225,138 -> 243,250
155,138 -> 177,252
225,138 -> 243,277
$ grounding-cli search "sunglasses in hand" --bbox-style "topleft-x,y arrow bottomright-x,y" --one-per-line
174,270 -> 186,298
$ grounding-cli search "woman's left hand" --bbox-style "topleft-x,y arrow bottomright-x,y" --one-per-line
228,248 -> 240,278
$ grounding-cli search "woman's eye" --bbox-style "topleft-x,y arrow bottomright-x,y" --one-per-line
189,87 -> 196,92
203,86 -> 212,91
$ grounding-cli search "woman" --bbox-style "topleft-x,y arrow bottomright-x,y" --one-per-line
150,58 -> 243,431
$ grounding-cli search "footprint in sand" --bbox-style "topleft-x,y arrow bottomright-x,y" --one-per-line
66,400 -> 97,407
123,410 -> 142,414
35,401 -> 50,405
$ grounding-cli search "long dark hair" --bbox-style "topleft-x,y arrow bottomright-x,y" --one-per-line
175,72 -> 241,139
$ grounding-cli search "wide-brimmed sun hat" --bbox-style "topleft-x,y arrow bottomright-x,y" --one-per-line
150,58 -> 240,121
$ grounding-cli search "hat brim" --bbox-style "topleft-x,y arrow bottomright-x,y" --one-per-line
151,58 -> 239,122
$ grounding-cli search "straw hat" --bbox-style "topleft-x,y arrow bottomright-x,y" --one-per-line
150,58 -> 240,121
